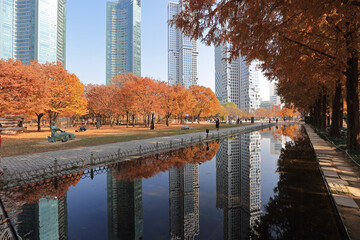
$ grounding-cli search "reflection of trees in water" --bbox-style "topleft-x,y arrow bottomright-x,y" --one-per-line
251,129 -> 341,239
110,141 -> 220,181
0,173 -> 82,239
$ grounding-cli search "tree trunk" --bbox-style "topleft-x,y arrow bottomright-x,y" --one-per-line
321,92 -> 327,131
345,49 -> 359,149
309,106 -> 314,125
314,97 -> 321,128
330,81 -> 341,137
132,114 -> 135,127
180,114 -> 183,124
147,114 -> 150,127
340,97 -> 343,129
126,112 -> 129,128
166,113 -> 170,126
198,114 -> 201,124
36,113 -> 44,132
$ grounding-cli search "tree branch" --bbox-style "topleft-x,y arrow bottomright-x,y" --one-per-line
282,35 -> 336,60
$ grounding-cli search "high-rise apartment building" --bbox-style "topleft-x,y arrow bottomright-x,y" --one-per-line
169,164 -> 199,239
0,0 -> 66,65
215,45 -> 260,112
168,1 -> 198,88
106,0 -> 141,85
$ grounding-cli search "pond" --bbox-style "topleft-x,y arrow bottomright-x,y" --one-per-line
0,125 -> 343,239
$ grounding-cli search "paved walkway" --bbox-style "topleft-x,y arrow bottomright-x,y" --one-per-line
305,125 -> 360,240
1,123 -> 272,174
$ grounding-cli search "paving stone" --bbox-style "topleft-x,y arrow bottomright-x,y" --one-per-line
339,174 -> 359,182
321,167 -> 338,172
347,186 -> 360,198
323,170 -> 339,178
326,177 -> 349,186
319,162 -> 332,167
333,194 -> 359,209
337,166 -> 354,171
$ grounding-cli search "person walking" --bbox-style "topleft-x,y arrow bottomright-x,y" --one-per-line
215,118 -> 220,130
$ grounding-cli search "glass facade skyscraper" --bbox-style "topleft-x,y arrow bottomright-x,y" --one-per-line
168,1 -> 198,88
106,0 -> 141,85
15,197 -> 68,239
0,0 -> 66,65
169,164 -> 199,239
216,132 -> 261,239
107,171 -> 143,240
215,44 -> 260,112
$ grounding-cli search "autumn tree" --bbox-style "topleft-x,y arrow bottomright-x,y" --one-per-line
158,83 -> 178,126
85,84 -> 119,126
42,62 -> 88,125
220,102 -> 243,123
173,84 -> 195,124
190,85 -> 219,123
171,0 -> 360,149
255,108 -> 268,119
111,73 -> 139,127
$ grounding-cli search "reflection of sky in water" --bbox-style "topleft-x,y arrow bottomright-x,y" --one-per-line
3,125 -> 341,239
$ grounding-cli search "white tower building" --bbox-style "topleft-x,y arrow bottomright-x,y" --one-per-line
269,83 -> 281,106
215,45 -> 260,112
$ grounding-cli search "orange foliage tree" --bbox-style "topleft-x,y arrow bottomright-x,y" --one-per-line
0,60 -> 48,128
85,84 -> 120,126
190,85 -> 220,123
42,62 -> 88,124
171,0 -> 359,149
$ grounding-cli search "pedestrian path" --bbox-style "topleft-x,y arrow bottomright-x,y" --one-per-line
305,125 -> 360,240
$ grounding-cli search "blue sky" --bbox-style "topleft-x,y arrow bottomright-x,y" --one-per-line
66,0 -> 269,100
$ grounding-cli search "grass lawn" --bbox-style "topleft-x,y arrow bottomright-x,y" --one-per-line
0,122 -> 253,157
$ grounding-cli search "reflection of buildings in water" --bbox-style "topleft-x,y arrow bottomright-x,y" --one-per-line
15,196 -> 68,240
169,163 -> 199,240
107,170 -> 143,240
261,129 -> 286,154
270,135 -> 286,155
216,132 -> 261,239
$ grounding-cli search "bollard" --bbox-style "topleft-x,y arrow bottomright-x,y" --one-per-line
199,135 -> 201,143
90,153 -> 94,165
156,142 -> 159,151
54,158 -> 58,173
118,148 -> 121,160
206,129 -> 209,138
170,140 -> 172,148
181,138 -> 183,145
139,145 -> 142,155
191,137 -> 193,143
